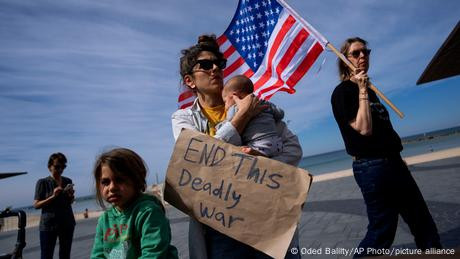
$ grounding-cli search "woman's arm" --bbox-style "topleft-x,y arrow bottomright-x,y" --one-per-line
172,105 -> 243,146
33,186 -> 62,209
349,71 -> 372,136
230,94 -> 265,134
215,94 -> 266,145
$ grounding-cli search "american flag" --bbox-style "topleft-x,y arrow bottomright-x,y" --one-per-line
178,0 -> 328,109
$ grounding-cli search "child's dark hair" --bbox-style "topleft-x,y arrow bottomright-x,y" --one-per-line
179,34 -> 225,81
48,152 -> 67,168
93,148 -> 147,208
225,75 -> 254,94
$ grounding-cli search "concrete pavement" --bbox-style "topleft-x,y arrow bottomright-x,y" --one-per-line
1,156 -> 459,258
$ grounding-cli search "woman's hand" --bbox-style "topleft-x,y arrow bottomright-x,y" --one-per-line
231,94 -> 267,134
233,94 -> 261,115
53,186 -> 63,197
351,70 -> 369,91
241,146 -> 266,156
66,188 -> 75,203
33,186 -> 63,209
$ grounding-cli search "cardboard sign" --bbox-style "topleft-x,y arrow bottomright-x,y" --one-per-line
164,129 -> 312,259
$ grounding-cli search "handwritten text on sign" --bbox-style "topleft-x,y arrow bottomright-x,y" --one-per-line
164,129 -> 312,259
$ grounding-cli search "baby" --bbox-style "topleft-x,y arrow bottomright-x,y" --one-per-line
221,75 -> 284,157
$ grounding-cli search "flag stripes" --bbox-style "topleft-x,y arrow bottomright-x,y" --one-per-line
177,0 -> 327,108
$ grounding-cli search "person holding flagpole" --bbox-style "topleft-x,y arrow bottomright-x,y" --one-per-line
172,34 -> 303,259
331,37 -> 442,257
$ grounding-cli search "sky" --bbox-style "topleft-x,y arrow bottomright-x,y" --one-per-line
1,0 -> 459,208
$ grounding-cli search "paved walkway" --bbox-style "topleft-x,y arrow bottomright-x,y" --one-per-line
1,157 -> 459,258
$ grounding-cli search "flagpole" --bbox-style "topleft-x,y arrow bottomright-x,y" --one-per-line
277,0 -> 404,119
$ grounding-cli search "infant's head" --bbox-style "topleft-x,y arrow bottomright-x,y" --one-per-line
222,75 -> 254,109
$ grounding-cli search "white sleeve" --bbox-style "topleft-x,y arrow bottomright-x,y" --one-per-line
171,111 -> 197,141
171,110 -> 242,146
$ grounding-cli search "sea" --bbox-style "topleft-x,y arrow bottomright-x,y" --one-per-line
299,126 -> 460,175
16,126 -> 460,216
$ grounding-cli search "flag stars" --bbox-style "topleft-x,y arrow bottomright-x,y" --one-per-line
224,0 -> 285,72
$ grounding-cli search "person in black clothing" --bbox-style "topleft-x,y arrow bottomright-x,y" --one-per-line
34,152 -> 76,259
331,37 -> 441,257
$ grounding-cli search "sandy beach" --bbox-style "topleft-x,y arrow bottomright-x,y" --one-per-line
312,147 -> 460,182
2,147 -> 459,233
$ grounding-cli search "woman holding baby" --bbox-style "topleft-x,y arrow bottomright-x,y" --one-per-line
172,34 -> 302,259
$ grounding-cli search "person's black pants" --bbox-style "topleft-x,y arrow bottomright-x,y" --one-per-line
40,226 -> 74,259
352,154 -> 441,257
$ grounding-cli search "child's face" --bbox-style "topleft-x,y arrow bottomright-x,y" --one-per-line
100,164 -> 137,211
222,88 -> 236,110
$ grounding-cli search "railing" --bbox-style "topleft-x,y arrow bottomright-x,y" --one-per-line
0,209 -> 26,259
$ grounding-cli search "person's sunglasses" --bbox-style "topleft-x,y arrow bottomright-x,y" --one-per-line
348,49 -> 371,58
193,59 -> 227,71
53,164 -> 66,170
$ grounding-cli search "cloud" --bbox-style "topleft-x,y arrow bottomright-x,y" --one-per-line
1,0 -> 459,208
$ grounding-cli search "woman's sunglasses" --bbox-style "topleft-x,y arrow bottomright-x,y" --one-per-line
53,164 -> 66,170
348,48 -> 371,58
193,59 -> 227,71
